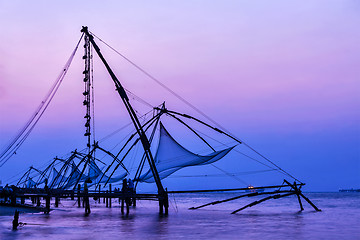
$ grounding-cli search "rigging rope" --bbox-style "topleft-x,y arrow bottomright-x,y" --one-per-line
210,164 -> 249,186
89,33 -> 224,128
88,32 -> 302,183
0,34 -> 84,167
168,169 -> 275,178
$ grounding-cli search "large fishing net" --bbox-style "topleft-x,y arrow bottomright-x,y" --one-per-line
139,123 -> 234,183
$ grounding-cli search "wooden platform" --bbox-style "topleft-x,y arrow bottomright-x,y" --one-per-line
0,186 -> 165,215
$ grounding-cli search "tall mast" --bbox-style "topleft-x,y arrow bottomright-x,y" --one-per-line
80,26 -> 165,194
83,34 -> 92,152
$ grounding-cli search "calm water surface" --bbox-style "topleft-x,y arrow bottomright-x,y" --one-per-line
0,192 -> 359,239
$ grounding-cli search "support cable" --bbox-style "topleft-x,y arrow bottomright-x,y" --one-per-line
0,34 -> 84,167
89,33 -> 302,183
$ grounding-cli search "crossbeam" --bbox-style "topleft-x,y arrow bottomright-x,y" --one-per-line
231,192 -> 296,214
189,190 -> 292,210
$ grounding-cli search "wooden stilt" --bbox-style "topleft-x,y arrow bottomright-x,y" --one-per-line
77,184 -> 81,207
293,183 -> 304,211
11,195 -> 16,206
106,190 -> 108,208
159,199 -> 163,214
133,191 -> 136,207
109,184 -> 112,208
55,197 -> 59,207
164,189 -> 169,215
45,195 -> 50,214
12,210 -> 19,230
121,195 -> 124,214
103,186 -> 105,203
84,186 -> 90,215
299,192 -> 321,211
85,200 -> 90,215
283,179 -> 320,212
296,193 -> 304,211
98,185 -> 101,203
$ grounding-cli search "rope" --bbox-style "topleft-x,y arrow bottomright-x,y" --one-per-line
167,169 -> 275,178
89,32 -> 301,183
0,34 -> 84,167
125,89 -> 154,109
90,32 -> 228,129
210,164 -> 249,186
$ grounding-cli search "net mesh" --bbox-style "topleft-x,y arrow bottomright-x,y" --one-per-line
139,123 -> 234,183
88,160 -> 126,185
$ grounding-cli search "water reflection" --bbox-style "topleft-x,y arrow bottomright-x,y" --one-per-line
0,193 -> 359,239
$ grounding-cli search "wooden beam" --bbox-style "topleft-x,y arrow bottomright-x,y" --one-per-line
231,192 -> 295,214
283,179 -> 320,212
190,190 -> 292,210
168,183 -> 304,194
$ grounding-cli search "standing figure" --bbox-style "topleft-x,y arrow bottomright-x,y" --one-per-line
84,178 -> 91,215
121,179 -> 129,215
127,178 -> 136,207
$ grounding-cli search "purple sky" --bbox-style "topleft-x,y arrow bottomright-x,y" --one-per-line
0,1 -> 359,191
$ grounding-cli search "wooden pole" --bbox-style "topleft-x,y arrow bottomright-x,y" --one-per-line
55,197 -> 59,207
106,190 -> 108,208
45,194 -> 50,214
159,196 -> 164,214
12,210 -> 19,230
10,194 -> 16,206
121,192 -> 124,214
231,192 -> 295,214
299,192 -> 321,211
168,183 -> 304,194
84,183 -> 90,215
103,186 -> 105,203
190,190 -> 291,210
293,183 -> 304,211
98,185 -> 101,203
283,179 -> 320,212
77,184 -> 81,208
109,184 -> 112,208
164,189 -> 169,215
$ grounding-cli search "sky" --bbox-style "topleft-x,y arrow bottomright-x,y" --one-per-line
0,1 -> 359,191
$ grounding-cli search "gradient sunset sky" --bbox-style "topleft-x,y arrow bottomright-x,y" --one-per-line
0,1 -> 359,191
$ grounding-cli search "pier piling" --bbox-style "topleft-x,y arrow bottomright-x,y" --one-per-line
77,184 -> 81,207
109,184 -> 112,208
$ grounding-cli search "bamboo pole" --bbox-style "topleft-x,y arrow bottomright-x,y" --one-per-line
168,183 -> 304,194
190,190 -> 292,210
109,184 -> 112,208
77,184 -> 81,207
283,179 -> 320,212
231,192 -> 295,214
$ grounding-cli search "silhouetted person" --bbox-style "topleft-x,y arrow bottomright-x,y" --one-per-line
121,179 -> 129,215
127,179 -> 136,207
84,178 -> 91,215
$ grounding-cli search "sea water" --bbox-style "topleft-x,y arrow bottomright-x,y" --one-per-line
0,192 -> 359,240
